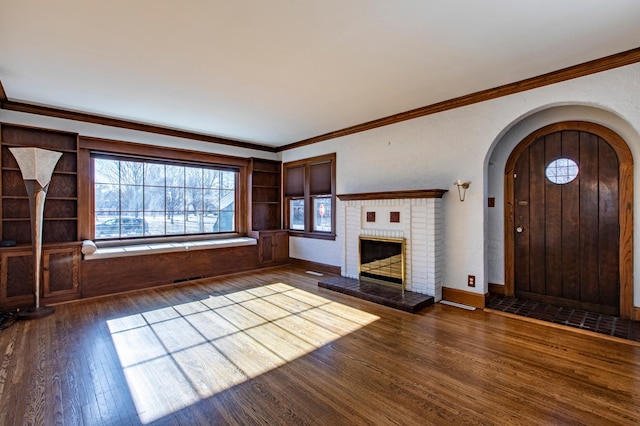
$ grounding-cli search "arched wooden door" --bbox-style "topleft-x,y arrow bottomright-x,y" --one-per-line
505,122 -> 633,318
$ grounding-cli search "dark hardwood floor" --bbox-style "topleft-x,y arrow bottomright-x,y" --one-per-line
1,266 -> 639,425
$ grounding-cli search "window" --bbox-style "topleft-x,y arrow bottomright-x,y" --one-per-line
284,154 -> 336,239
545,158 -> 579,184
93,156 -> 238,240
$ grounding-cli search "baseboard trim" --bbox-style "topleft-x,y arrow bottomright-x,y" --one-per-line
289,258 -> 341,276
488,283 -> 506,295
634,306 -> 640,321
442,287 -> 489,308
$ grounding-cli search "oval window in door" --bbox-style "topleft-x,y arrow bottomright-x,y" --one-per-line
545,158 -> 579,184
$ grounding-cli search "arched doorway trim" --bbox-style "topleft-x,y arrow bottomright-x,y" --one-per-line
504,121 -> 633,318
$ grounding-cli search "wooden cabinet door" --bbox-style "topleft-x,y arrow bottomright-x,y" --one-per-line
260,234 -> 274,263
274,231 -> 289,261
43,246 -> 80,299
0,250 -> 34,308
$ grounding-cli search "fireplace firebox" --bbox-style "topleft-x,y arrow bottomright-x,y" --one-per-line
359,236 -> 405,294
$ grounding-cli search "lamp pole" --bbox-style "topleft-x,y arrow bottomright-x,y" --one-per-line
9,147 -> 62,319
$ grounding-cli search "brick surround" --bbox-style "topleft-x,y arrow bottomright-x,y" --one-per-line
342,197 -> 444,301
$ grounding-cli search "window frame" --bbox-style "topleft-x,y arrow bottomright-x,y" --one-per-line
78,137 -> 249,243
283,153 -> 336,240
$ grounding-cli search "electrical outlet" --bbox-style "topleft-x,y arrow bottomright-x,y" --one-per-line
467,275 -> 476,287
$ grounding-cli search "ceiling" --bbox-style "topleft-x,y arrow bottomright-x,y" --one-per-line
1,1 -> 640,148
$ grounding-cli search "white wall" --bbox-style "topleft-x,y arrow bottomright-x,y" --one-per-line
283,62 -> 640,303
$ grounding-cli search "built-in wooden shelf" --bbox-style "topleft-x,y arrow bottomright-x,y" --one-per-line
1,124 -> 79,244
249,158 -> 282,231
337,189 -> 447,201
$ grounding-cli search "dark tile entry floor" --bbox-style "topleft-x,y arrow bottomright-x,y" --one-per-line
487,294 -> 640,342
318,276 -> 434,313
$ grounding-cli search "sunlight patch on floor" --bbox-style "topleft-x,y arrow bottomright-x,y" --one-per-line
107,282 -> 379,424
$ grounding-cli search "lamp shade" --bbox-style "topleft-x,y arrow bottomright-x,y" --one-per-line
9,147 -> 63,187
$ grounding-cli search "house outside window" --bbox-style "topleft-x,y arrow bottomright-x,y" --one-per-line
93,156 -> 237,240
284,153 -> 336,239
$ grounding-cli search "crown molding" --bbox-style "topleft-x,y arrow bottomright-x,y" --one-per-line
0,99 -> 279,153
2,46 -> 639,154
278,46 -> 640,152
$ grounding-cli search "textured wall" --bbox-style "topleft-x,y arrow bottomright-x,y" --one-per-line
283,62 -> 640,302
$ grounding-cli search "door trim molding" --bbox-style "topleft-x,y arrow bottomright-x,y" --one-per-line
504,121 -> 634,318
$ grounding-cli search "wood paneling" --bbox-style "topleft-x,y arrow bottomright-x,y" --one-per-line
0,242 -> 80,309
81,245 -> 259,298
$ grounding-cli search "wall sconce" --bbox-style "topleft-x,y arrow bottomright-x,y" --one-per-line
454,180 -> 470,202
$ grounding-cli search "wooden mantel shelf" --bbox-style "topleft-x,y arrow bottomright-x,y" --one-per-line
337,189 -> 447,201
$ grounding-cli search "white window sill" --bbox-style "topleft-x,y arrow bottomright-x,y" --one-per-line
83,237 -> 257,260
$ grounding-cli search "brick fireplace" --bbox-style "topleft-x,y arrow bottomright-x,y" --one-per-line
339,189 -> 446,301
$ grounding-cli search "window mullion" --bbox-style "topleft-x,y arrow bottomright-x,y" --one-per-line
304,164 -> 311,233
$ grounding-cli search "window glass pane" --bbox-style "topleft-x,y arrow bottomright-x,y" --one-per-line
185,188 -> 203,214
120,161 -> 143,185
204,189 -> 220,212
120,185 -> 143,213
144,163 -> 165,186
220,189 -> 234,212
144,212 -> 165,236
185,188 -> 204,234
166,187 -> 184,217
221,171 -> 235,189
289,199 -> 305,230
185,167 -> 202,188
546,158 -> 579,184
166,165 -> 184,187
95,158 -> 120,184
219,201 -> 235,232
124,214 -> 146,237
313,197 -> 332,232
203,169 -> 219,190
95,183 -> 119,213
166,211 -> 185,235
95,214 -> 119,238
144,186 -> 165,211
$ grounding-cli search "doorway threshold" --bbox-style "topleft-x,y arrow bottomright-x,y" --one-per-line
486,294 -> 640,343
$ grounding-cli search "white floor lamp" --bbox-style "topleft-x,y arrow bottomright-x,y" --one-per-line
9,147 -> 62,320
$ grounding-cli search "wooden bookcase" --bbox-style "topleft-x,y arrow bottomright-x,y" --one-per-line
1,124 -> 79,244
248,158 -> 288,265
249,158 -> 282,230
0,124 -> 80,309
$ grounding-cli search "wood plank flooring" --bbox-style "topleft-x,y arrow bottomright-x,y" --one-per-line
1,266 -> 640,425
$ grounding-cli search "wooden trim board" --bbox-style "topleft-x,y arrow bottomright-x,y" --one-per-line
442,287 -> 488,309
289,258 -> 341,276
